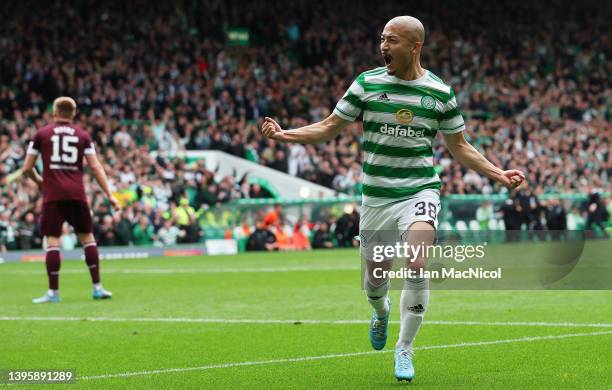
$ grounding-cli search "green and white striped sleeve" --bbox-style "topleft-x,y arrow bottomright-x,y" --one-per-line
333,78 -> 365,121
438,88 -> 465,134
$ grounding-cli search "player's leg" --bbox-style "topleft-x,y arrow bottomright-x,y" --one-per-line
393,190 -> 440,381
76,231 -> 112,299
364,257 -> 391,318
33,203 -> 63,303
365,261 -> 392,350
397,223 -> 434,351
69,201 -> 112,300
392,223 -> 434,381
360,205 -> 395,350
393,222 -> 434,381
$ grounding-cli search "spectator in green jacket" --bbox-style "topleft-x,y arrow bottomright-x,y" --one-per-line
132,216 -> 155,246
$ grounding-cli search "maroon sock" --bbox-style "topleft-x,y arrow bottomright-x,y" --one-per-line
84,243 -> 100,284
46,248 -> 61,290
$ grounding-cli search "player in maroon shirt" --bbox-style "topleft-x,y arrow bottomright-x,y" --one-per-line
22,97 -> 121,303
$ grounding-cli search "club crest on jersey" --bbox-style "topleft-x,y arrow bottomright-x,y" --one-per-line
379,123 -> 424,138
395,109 -> 413,124
421,95 -> 436,110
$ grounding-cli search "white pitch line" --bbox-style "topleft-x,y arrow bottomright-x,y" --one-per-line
425,320 -> 612,328
79,330 -> 612,380
0,265 -> 360,275
1,316 -> 611,328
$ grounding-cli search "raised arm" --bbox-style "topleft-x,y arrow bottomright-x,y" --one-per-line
442,131 -> 525,190
260,113 -> 351,144
85,153 -> 121,211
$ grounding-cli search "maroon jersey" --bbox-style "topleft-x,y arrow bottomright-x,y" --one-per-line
27,121 -> 95,204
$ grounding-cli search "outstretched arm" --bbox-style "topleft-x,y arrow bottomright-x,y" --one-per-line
442,132 -> 526,190
85,153 -> 121,212
260,113 -> 351,144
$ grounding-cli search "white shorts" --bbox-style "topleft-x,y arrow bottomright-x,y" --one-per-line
359,189 -> 440,257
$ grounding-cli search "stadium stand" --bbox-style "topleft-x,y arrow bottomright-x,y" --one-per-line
0,0 -> 609,250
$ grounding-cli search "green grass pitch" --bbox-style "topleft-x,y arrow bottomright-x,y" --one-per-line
1,245 -> 611,389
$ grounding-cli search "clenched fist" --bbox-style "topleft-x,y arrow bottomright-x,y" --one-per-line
499,170 -> 527,191
260,117 -> 285,140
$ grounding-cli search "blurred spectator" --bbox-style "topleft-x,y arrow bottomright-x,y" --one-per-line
520,190 -> 545,232
312,222 -> 334,249
97,215 -> 117,246
249,183 -> 268,199
133,216 -> 155,246
246,222 -> 277,251
1,213 -> 18,251
156,218 -> 184,246
584,192 -> 610,238
566,208 -> 586,231
174,198 -> 196,243
113,210 -> 133,246
334,208 -> 359,247
60,223 -> 78,250
17,212 -> 41,250
545,199 -> 567,240
263,204 -> 283,228
274,225 -> 292,250
291,223 -> 311,250
500,198 -> 523,242
0,211 -> 11,252
476,201 -> 493,230
183,215 -> 203,244
233,219 -> 252,241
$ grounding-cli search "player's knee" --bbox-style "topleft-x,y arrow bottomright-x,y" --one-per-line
78,232 -> 95,246
46,236 -> 61,249
364,276 -> 390,299
407,257 -> 426,273
364,256 -> 392,283
402,221 -> 435,275
401,221 -> 436,244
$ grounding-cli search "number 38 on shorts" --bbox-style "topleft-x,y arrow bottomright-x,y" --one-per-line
359,189 -> 441,234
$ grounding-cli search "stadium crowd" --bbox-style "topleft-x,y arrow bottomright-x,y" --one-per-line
0,0 -> 609,250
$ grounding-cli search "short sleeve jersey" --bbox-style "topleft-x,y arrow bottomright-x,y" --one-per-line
27,122 -> 96,204
333,68 -> 465,206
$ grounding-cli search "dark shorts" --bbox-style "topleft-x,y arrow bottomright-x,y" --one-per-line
41,200 -> 93,237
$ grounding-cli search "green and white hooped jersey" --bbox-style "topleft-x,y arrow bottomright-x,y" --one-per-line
333,67 -> 465,207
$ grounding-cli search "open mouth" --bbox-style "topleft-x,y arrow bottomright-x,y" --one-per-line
383,54 -> 392,66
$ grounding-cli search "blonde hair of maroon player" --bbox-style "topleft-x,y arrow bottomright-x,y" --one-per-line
52,97 -> 77,120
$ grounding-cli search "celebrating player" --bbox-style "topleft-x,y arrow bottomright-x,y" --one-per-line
22,97 -> 121,303
261,16 -> 525,381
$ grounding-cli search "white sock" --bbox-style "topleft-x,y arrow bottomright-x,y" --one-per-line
396,278 -> 429,350
48,289 -> 58,296
365,277 -> 390,317
93,283 -> 102,291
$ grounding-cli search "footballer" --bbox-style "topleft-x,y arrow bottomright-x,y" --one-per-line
22,97 -> 121,303
261,16 -> 525,381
